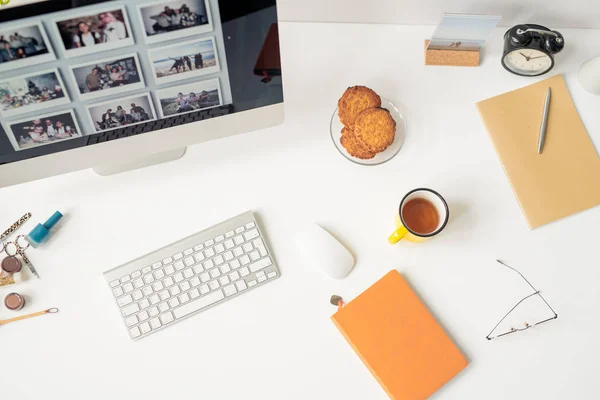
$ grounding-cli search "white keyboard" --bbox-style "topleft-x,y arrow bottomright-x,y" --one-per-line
104,211 -> 280,340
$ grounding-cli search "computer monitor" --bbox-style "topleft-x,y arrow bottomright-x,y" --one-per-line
0,0 -> 283,187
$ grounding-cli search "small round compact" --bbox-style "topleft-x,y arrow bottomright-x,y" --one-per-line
1,256 -> 22,274
5,292 -> 25,311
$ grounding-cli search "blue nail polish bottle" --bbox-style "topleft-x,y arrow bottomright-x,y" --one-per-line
26,211 -> 63,248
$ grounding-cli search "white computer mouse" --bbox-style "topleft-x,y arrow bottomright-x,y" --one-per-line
579,56 -> 600,95
295,224 -> 354,279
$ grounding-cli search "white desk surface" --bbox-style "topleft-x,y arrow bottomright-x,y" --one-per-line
3,22 -> 600,400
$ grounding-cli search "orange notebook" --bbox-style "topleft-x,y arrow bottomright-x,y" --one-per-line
331,271 -> 468,400
476,75 -> 600,229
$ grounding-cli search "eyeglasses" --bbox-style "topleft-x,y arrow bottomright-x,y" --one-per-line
486,260 -> 558,340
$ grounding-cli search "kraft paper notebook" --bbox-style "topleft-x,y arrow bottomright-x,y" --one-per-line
476,74 -> 600,229
331,271 -> 468,400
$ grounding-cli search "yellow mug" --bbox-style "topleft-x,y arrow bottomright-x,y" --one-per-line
388,188 -> 449,244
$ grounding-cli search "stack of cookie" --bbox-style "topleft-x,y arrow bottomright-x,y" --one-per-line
337,86 -> 396,160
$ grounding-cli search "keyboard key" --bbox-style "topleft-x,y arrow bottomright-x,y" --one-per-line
203,239 -> 214,248
162,257 -> 173,265
248,280 -> 257,287
163,276 -> 175,287
249,257 -> 272,273
235,280 -> 247,291
256,271 -> 266,279
210,268 -> 221,278
123,282 -> 134,293
172,290 -> 225,319
149,294 -> 160,305
143,274 -> 155,284
184,248 -> 194,256
203,259 -> 214,270
121,303 -> 140,317
267,271 -> 278,279
200,284 -> 209,294
173,253 -> 183,260
242,243 -> 253,253
184,257 -> 194,267
233,247 -> 243,257
234,235 -> 244,245
204,248 -> 215,258
209,280 -> 220,290
152,281 -> 164,292
164,265 -> 175,275
219,276 -> 230,286
193,264 -> 204,274
125,315 -> 138,327
246,222 -> 256,229
258,276 -> 267,283
190,276 -> 201,287
229,271 -> 240,281
180,281 -> 191,292
142,286 -> 153,296
179,293 -> 190,303
239,267 -> 250,277
235,226 -> 245,234
224,251 -> 234,261
170,286 -> 181,296
224,240 -> 234,249
252,238 -> 264,248
132,290 -> 143,301
220,264 -> 231,274
174,272 -> 184,283
120,275 -> 131,283
174,261 -> 185,271
244,229 -> 259,241
249,251 -> 260,261
117,294 -> 133,307
154,269 -> 165,280
110,280 -> 120,288
257,246 -> 267,257
194,244 -> 204,252
160,312 -> 174,324
224,284 -> 237,297
133,278 -> 144,288
240,255 -> 250,265
230,259 -> 241,269
137,310 -> 149,321
194,253 -> 205,263
113,287 -> 124,297
200,272 -> 210,282
189,288 -> 200,298
149,318 -> 161,330
129,327 -> 141,339
159,302 -> 170,312
169,298 -> 180,308
159,290 -> 170,301
225,231 -> 234,238
214,255 -> 224,265
142,266 -> 152,274
152,262 -> 162,270
140,322 -> 151,335
215,235 -> 225,242
148,306 -> 159,316
140,299 -> 151,310
131,270 -> 142,278
215,244 -> 225,254
183,268 -> 194,279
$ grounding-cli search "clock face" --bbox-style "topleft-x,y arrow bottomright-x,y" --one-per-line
502,49 -> 553,76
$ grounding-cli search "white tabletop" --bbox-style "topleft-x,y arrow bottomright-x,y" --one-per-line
2,22 -> 600,400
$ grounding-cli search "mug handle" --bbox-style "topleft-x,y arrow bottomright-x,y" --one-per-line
388,225 -> 408,244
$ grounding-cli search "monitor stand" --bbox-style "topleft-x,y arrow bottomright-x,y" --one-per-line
93,148 -> 187,176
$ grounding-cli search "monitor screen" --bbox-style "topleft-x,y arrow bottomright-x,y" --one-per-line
0,0 -> 282,164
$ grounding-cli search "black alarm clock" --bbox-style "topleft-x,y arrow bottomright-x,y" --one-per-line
501,24 -> 564,76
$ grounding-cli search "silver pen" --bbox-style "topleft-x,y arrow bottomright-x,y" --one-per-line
538,88 -> 551,154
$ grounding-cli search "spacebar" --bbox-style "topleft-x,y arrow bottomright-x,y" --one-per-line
173,290 -> 225,319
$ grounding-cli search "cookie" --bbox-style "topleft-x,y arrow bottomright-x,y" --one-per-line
338,86 -> 381,128
353,107 -> 396,153
340,127 -> 377,160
